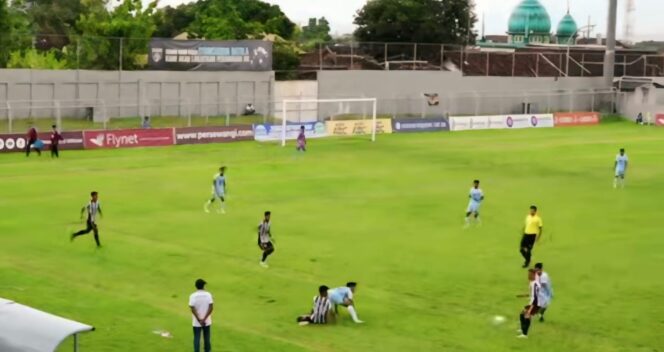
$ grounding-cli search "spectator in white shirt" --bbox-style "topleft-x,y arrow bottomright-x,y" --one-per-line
189,279 -> 214,352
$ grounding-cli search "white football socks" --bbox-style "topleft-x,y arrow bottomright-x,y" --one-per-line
347,305 -> 363,323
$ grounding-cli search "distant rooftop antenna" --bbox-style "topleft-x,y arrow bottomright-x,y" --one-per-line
481,12 -> 485,40
624,0 -> 636,44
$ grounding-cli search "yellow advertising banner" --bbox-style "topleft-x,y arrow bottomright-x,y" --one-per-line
325,119 -> 393,136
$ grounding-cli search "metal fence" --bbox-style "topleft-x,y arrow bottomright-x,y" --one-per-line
0,88 -> 617,133
3,34 -> 664,78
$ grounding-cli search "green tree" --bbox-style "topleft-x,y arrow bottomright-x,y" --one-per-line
186,0 -> 295,40
153,3 -> 197,38
0,0 -> 33,67
8,48 -> 68,69
354,0 -> 477,44
300,17 -> 332,47
27,0 -> 106,50
73,0 -> 158,69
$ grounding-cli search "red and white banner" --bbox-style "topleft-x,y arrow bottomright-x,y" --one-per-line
450,114 -> 553,131
554,112 -> 600,127
83,128 -> 174,149
655,114 -> 664,126
0,131 -> 84,153
175,126 -> 254,145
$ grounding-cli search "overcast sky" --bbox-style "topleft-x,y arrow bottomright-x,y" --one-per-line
157,0 -> 664,42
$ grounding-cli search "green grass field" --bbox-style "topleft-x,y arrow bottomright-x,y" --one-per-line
1,122 -> 663,352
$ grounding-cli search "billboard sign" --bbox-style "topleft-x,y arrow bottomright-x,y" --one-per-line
0,131 -> 84,153
451,114 -> 553,131
325,119 -> 393,136
392,118 -> 450,132
175,126 -> 254,145
149,39 -> 272,71
83,128 -> 174,149
554,112 -> 600,126
253,122 -> 327,142
655,114 -> 664,126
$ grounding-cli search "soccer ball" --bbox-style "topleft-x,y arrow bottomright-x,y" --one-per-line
492,315 -> 507,325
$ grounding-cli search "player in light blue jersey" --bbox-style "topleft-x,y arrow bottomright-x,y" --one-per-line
464,179 -> 484,228
204,166 -> 227,213
328,282 -> 363,323
613,148 -> 629,189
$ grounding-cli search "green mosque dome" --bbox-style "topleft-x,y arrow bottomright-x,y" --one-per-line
556,12 -> 578,39
508,0 -> 552,37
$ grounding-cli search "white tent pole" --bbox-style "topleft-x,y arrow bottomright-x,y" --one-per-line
73,334 -> 78,352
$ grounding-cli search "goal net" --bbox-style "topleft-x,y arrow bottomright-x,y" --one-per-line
279,98 -> 378,147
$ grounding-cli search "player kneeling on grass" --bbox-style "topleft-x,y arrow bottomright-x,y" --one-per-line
516,268 -> 542,339
328,282 -> 363,324
204,166 -> 227,214
297,285 -> 335,326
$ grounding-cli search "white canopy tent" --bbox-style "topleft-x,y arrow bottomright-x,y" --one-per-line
0,298 -> 94,352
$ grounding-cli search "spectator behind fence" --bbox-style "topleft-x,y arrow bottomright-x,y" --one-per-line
189,279 -> 213,352
50,125 -> 64,158
142,116 -> 151,129
636,112 -> 644,125
244,103 -> 256,116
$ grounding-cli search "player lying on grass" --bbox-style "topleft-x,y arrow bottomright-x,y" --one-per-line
516,268 -> 542,339
297,285 -> 335,326
204,166 -> 226,214
328,282 -> 364,323
258,211 -> 275,268
71,191 -> 103,248
613,148 -> 628,189
464,179 -> 484,228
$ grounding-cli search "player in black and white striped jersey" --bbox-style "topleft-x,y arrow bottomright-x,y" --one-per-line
516,268 -> 542,339
71,191 -> 103,248
297,285 -> 335,325
257,211 -> 274,268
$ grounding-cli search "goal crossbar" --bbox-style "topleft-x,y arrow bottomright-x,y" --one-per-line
281,98 -> 378,146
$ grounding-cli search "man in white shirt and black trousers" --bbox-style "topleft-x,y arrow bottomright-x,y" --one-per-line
189,279 -> 214,352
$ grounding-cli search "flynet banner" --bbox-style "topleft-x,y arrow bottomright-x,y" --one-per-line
253,122 -> 327,142
450,114 -> 554,131
148,39 -> 272,71
83,128 -> 175,149
0,131 -> 84,153
392,118 -> 450,133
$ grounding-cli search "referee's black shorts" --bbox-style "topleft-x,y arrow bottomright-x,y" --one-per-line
520,234 -> 537,248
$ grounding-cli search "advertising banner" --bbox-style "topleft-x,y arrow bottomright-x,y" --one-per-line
83,128 -> 174,149
451,114 -> 553,131
149,39 -> 272,71
450,116 -> 489,131
392,118 -> 450,133
554,112 -> 600,127
0,131 -> 84,153
656,114 -> 664,126
175,126 -> 254,145
253,122 -> 328,142
325,119 -> 393,136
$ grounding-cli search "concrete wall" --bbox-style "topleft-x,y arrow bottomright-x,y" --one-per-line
619,84 -> 664,122
273,80 -> 318,122
0,69 -> 273,120
317,71 -> 611,118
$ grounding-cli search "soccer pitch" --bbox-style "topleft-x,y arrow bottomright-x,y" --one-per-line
1,122 -> 663,352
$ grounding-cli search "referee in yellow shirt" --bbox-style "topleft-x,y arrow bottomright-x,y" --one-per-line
520,205 -> 543,268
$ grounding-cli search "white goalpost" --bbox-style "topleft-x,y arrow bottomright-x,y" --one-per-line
280,98 -> 378,147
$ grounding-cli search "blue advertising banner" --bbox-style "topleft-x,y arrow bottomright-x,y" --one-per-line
253,122 -> 328,141
392,118 -> 450,133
